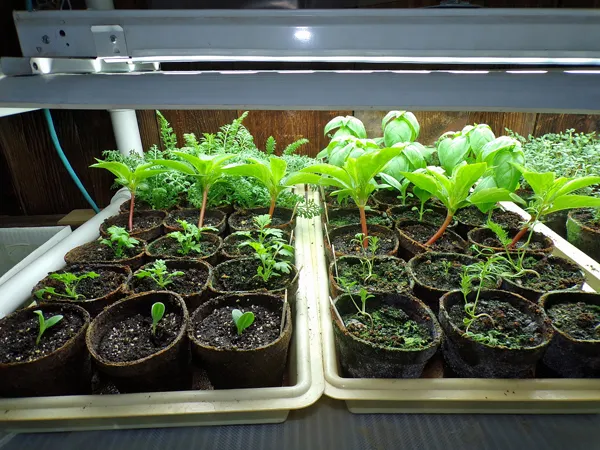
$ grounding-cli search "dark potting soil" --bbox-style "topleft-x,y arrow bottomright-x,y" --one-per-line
476,233 -> 548,251
132,267 -> 209,295
84,242 -> 144,262
222,232 -> 292,259
327,196 -> 377,209
374,189 -> 411,206
98,312 -> 182,362
413,256 -> 467,291
400,223 -> 465,253
214,259 -> 294,292
331,229 -> 397,257
106,214 -> 163,233
510,256 -> 584,291
388,207 -> 446,226
571,208 -> 600,230
448,297 -> 544,349
120,199 -> 153,213
547,302 -> 600,341
165,209 -> 223,229
194,304 -> 281,350
231,209 -> 290,229
36,268 -> 125,301
327,211 -> 392,229
455,207 -> 523,229
0,310 -> 84,364
148,236 -> 219,258
343,305 -> 432,349
336,258 -> 410,293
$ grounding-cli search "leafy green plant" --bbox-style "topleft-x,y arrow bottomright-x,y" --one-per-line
381,111 -> 420,147
324,115 -> 367,140
349,288 -> 375,330
168,220 -> 218,256
151,302 -> 165,336
285,147 -> 402,246
436,124 -> 495,174
411,187 -> 433,221
156,110 -> 178,150
350,233 -> 380,282
401,162 -> 522,246
318,135 -> 382,166
236,214 -> 289,248
135,260 -> 184,289
100,225 -> 140,259
33,310 -> 63,346
90,160 -> 168,231
296,198 -> 323,219
460,260 -> 498,333
232,309 -> 255,335
35,271 -> 100,300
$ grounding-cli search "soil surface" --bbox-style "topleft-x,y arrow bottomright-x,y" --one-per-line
547,302 -> 600,341
165,209 -> 224,230
412,255 -> 468,291
509,256 -> 584,291
81,241 -> 144,262
147,235 -> 219,258
222,231 -> 292,259
194,304 -> 281,350
456,207 -> 524,229
327,196 -> 377,209
335,257 -> 410,293
473,229 -> 549,251
343,305 -> 432,349
331,228 -> 397,256
571,208 -> 600,229
98,312 -> 182,362
231,208 -> 291,229
104,214 -> 163,233
374,189 -> 414,206
0,309 -> 84,364
388,206 -> 446,226
327,210 -> 392,229
399,223 -> 465,253
132,267 -> 209,295
214,259 -> 295,292
35,268 -> 125,301
448,295 -> 544,349
119,199 -> 153,213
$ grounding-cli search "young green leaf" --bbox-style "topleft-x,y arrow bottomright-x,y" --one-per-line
33,310 -> 64,346
151,302 -> 166,336
232,308 -> 255,335
382,111 -> 420,146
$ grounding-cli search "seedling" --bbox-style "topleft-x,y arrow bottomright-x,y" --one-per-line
441,260 -> 453,277
381,111 -> 420,147
349,288 -> 375,330
151,302 -> 165,336
135,260 -> 184,289
436,124 -> 495,173
232,308 -> 255,335
33,310 -> 63,346
411,187 -> 433,221
236,214 -> 287,248
350,233 -> 380,283
100,226 -> 139,259
168,220 -> 218,256
35,271 -> 99,300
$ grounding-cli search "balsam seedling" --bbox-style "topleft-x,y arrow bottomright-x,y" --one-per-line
35,271 -> 99,300
135,260 -> 184,289
232,308 -> 255,335
151,302 -> 166,336
168,220 -> 218,256
33,310 -> 64,346
100,226 -> 140,259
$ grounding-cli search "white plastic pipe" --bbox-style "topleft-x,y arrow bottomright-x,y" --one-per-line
109,109 -> 144,157
85,0 -> 115,9
0,188 -> 131,318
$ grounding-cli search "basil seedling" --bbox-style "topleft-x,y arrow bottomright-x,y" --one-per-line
232,309 -> 255,335
33,310 -> 64,346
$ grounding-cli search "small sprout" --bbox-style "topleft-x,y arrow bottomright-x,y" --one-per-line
135,260 -> 184,289
100,225 -> 139,259
35,271 -> 99,300
168,220 -> 218,256
33,310 -> 64,346
232,308 -> 255,335
151,302 -> 165,336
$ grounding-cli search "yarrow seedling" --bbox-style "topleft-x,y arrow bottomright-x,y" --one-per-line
35,271 -> 99,300
168,220 -> 218,256
135,260 -> 184,289
100,226 -> 139,259
151,302 -> 165,336
232,308 -> 255,335
33,310 -> 63,346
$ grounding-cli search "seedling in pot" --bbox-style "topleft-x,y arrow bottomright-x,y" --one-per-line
168,219 -> 218,256
135,260 -> 184,289
33,310 -> 63,346
411,187 -> 433,222
35,271 -> 100,300
349,288 -> 374,330
151,302 -> 166,336
350,233 -> 380,283
232,309 -> 255,335
235,214 -> 287,248
100,225 -> 140,259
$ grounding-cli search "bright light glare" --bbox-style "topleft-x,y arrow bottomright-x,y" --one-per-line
294,28 -> 312,42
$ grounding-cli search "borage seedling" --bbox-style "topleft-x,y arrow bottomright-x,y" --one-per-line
232,309 -> 255,335
151,302 -> 165,336
35,271 -> 99,300
100,226 -> 140,259
135,260 -> 184,289
33,310 -> 63,346
168,220 -> 218,256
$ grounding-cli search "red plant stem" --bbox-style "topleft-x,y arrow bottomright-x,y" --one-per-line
508,220 -> 533,248
198,189 -> 208,228
358,206 -> 369,248
425,211 -> 453,246
128,192 -> 135,232
268,198 -> 276,219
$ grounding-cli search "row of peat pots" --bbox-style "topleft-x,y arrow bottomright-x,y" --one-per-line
322,192 -> 600,392
0,202 -> 300,399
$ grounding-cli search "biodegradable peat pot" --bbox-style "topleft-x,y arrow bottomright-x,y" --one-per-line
387,205 -> 456,230
326,194 -> 377,210
100,210 -> 167,242
32,264 -> 132,317
0,303 -> 91,397
332,292 -> 442,378
540,291 -> 600,378
221,230 -> 293,261
64,239 -> 146,269
189,293 -> 292,389
119,199 -> 155,214
567,209 -> 600,261
396,221 -> 467,260
209,258 -> 299,303
145,233 -> 223,266
325,224 -> 399,260
323,208 -> 392,231
454,206 -> 524,239
407,252 -> 480,313
467,227 -> 554,255
86,291 -> 190,393
500,254 -> 585,302
439,290 -> 554,378
328,255 -> 410,298
164,208 -> 227,236
229,207 -> 295,232
130,259 -> 212,312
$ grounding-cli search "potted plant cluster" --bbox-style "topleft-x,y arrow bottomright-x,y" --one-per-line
0,112 -> 319,398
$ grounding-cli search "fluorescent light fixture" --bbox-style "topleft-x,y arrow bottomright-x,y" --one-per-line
294,27 -> 312,43
219,70 -> 259,74
564,70 -> 600,74
506,70 -> 548,74
445,70 -> 490,74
